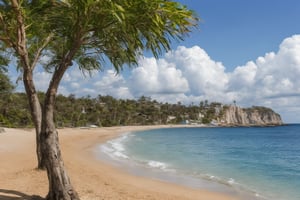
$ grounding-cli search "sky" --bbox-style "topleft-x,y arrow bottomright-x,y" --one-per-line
8,0 -> 300,123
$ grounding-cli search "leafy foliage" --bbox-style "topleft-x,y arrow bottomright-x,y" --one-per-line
244,106 -> 274,113
1,0 -> 197,76
0,67 -> 14,93
0,92 -> 33,127
0,92 -> 226,127
39,0 -> 198,74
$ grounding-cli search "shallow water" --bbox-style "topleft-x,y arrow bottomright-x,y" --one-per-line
99,125 -> 300,200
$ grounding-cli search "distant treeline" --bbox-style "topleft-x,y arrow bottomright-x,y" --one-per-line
0,91 -> 226,128
1,70 -> 274,128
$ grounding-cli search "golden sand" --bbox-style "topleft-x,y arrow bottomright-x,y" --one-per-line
0,126 -> 238,200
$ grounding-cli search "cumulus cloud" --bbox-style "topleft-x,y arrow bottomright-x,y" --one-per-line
127,45 -> 230,103
58,68 -> 133,98
93,70 -> 133,99
165,46 -> 229,96
227,35 -> 300,122
128,57 -> 189,96
11,34 -> 300,122
253,35 -> 300,99
33,70 -> 52,91
229,61 -> 257,90
126,35 -> 300,122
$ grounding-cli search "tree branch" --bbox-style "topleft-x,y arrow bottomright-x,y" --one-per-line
0,10 -> 16,48
31,33 -> 54,70
47,34 -> 83,97
10,0 -> 31,69
0,36 -> 13,47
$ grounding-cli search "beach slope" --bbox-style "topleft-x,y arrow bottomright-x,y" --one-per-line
0,126 -> 237,200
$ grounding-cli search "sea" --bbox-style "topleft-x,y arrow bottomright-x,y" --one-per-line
98,124 -> 300,200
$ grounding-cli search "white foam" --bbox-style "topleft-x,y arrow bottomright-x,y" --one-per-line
147,160 -> 168,170
109,140 -> 125,152
100,134 -> 130,160
100,145 -> 114,153
113,151 -> 129,159
203,173 -> 222,183
228,178 -> 235,185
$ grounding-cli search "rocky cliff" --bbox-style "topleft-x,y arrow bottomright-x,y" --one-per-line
220,105 -> 283,126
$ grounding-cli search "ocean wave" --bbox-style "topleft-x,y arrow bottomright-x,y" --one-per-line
96,126 -> 299,200
197,173 -> 267,200
147,160 -> 168,170
201,174 -> 237,186
99,138 -> 266,200
100,134 -> 131,160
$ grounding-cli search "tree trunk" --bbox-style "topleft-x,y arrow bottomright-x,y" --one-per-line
23,70 -> 44,169
31,93 -> 43,169
41,125 -> 79,200
11,0 -> 45,169
40,84 -> 79,200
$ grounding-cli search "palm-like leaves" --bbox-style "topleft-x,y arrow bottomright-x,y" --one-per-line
42,0 -> 197,74
1,0 -> 197,75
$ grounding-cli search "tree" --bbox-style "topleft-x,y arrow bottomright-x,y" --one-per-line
0,0 -> 50,169
0,67 -> 14,93
0,1 -> 197,199
233,100 -> 237,106
0,68 -> 15,127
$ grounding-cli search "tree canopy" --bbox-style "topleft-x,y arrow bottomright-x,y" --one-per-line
47,0 -> 196,71
1,0 -> 197,74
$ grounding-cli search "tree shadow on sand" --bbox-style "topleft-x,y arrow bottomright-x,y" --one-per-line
0,189 -> 44,200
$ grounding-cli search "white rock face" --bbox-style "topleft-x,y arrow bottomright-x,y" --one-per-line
221,105 -> 283,126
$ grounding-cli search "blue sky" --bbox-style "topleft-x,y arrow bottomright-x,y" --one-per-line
177,0 -> 300,69
9,0 -> 300,123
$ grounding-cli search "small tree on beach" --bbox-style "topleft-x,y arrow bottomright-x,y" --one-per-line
0,0 -> 197,199
1,0 -> 49,169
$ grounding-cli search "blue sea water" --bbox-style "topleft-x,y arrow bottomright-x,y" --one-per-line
99,124 -> 300,200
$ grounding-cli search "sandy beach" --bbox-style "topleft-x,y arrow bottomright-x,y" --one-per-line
0,126 -> 238,200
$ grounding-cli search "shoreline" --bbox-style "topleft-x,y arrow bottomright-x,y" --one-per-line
0,126 -> 239,199
97,126 -> 265,200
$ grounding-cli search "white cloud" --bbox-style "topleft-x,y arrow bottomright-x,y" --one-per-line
229,61 -> 257,90
166,46 -> 228,96
10,34 -> 300,122
70,82 -> 80,89
227,35 -> 300,122
33,70 -> 52,92
252,35 -> 300,100
126,35 -> 300,122
93,70 -> 133,99
128,46 -> 230,103
128,57 -> 189,96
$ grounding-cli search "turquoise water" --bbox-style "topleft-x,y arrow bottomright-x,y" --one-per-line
99,125 -> 300,200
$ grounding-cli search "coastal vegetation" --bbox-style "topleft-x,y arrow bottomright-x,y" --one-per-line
1,90 -> 282,129
0,91 -> 226,128
1,69 -> 283,128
